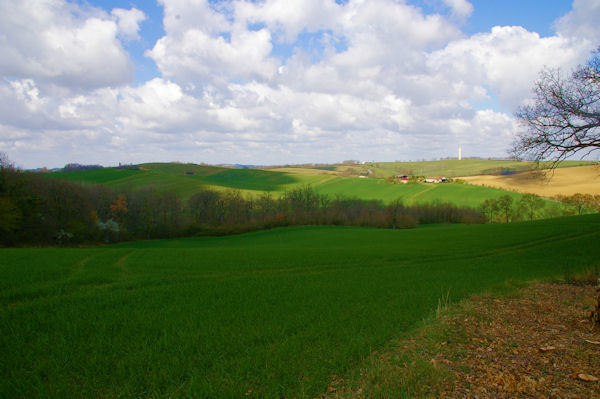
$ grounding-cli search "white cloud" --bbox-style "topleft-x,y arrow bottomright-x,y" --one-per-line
234,0 -> 342,43
112,8 -> 146,41
0,0 -> 134,90
442,0 -> 474,20
148,28 -> 278,86
554,0 -> 600,41
149,0 -> 462,89
428,26 -> 592,109
2,0 -> 600,169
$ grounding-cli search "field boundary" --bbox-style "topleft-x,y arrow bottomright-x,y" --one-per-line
321,278 -> 600,398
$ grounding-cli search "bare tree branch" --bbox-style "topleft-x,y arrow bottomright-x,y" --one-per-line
511,47 -> 600,168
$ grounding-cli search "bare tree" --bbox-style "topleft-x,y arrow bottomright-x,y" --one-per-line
0,152 -> 13,170
512,48 -> 600,168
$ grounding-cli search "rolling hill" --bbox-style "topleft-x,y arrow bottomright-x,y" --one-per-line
46,161 -> 547,208
302,159 -> 596,179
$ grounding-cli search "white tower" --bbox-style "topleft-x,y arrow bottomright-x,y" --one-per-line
458,146 -> 462,160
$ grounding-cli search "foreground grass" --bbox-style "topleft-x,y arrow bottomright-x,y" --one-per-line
1,215 -> 599,398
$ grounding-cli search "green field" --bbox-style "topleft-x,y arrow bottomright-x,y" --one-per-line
47,162 -> 537,207
47,163 -> 330,199
313,177 -> 523,207
331,159 -> 596,178
2,215 -> 598,397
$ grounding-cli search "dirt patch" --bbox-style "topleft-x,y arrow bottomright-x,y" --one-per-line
322,282 -> 600,399
438,283 -> 600,398
459,165 -> 600,196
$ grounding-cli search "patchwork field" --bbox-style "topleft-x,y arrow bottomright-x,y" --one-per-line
460,165 -> 600,196
47,162 -> 538,207
47,163 -> 332,198
326,159 -> 595,179
1,215 -> 598,398
312,177 -> 524,207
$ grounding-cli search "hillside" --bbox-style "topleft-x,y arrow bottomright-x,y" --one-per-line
47,162 -> 329,198
460,165 -> 600,196
289,159 -> 595,179
46,161 -> 539,208
2,215 -> 598,398
312,176 -> 523,207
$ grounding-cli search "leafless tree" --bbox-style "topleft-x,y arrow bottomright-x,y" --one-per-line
512,48 -> 600,168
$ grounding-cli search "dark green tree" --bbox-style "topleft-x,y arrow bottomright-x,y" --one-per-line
518,193 -> 545,221
497,195 -> 514,223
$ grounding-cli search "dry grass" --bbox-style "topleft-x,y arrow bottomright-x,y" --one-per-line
459,165 -> 600,196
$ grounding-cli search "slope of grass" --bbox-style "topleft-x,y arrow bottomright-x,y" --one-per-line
331,159 -> 595,178
46,162 -> 536,207
47,167 -> 147,184
314,177 -> 523,207
47,163 -> 332,198
1,215 -> 598,398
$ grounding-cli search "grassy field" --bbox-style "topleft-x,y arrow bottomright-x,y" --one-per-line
47,162 -> 539,207
460,165 -> 600,196
1,215 -> 598,398
327,159 -> 595,179
48,163 -> 331,198
313,178 -> 524,207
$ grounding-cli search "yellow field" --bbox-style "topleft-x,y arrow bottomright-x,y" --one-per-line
460,165 -> 600,196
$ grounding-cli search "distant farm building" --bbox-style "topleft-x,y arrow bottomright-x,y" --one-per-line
396,175 -> 411,184
424,176 -> 447,183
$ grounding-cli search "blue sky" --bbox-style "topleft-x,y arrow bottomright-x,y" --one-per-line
1,0 -> 599,168
462,1 -> 573,36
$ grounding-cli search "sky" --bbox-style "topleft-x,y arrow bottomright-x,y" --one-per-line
1,0 -> 599,169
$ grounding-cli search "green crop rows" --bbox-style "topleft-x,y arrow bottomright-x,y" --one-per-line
2,215 -> 598,397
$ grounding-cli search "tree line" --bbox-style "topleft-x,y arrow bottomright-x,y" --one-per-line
0,162 -> 484,246
479,193 -> 599,224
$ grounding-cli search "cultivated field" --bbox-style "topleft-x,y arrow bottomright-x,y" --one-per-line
326,159 -> 595,179
47,162 -> 537,207
47,163 -> 332,198
1,215 -> 598,398
460,165 -> 600,196
312,177 -> 524,207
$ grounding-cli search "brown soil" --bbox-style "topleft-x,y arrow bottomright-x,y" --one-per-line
438,283 -> 600,398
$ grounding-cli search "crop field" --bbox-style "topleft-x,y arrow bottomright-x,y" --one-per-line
47,163 -> 331,198
460,165 -> 600,196
46,162 -> 538,207
1,215 -> 598,398
330,159 -> 595,179
313,177 -> 525,207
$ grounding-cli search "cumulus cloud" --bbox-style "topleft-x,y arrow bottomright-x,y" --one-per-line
112,8 -> 146,41
442,0 -> 474,21
3,0 -> 600,168
554,0 -> 600,41
0,0 -> 135,91
428,26 -> 592,109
